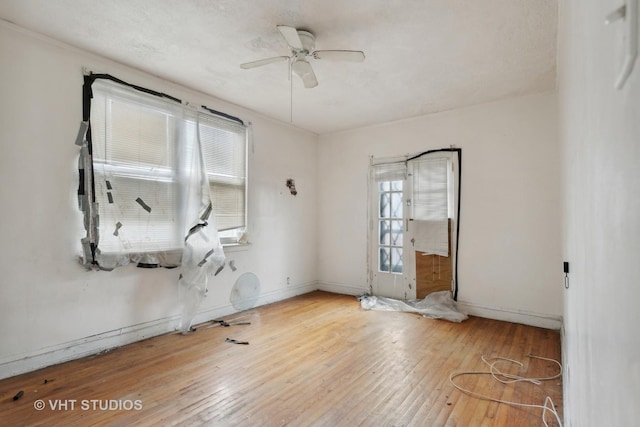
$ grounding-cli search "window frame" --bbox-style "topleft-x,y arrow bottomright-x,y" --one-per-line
81,75 -> 249,267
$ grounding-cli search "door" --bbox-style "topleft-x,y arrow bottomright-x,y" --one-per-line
369,164 -> 411,300
369,151 -> 458,300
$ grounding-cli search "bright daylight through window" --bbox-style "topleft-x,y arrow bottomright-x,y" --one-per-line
81,78 -> 247,268
378,180 -> 403,274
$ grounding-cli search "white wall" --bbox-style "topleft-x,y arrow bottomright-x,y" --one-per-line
317,92 -> 563,327
558,1 -> 640,426
0,21 -> 318,379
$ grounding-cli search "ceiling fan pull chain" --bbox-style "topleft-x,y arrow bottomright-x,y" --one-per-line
290,58 -> 293,123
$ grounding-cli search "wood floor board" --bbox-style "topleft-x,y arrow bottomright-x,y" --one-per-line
0,291 -> 562,426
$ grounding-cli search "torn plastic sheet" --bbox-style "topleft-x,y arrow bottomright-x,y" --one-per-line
177,115 -> 225,333
178,215 -> 225,333
359,291 -> 468,323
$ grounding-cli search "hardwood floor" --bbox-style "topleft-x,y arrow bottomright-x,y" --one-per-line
0,291 -> 562,426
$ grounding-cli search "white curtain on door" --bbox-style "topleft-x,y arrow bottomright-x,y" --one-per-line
371,161 -> 406,183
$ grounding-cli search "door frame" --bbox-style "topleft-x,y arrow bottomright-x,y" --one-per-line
367,148 -> 462,300
367,155 -> 412,300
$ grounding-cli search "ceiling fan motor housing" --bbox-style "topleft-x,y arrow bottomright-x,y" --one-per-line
296,30 -> 315,53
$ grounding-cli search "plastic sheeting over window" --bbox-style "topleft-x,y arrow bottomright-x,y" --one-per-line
77,74 -> 245,332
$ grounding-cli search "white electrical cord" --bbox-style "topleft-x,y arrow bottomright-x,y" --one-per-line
449,354 -> 563,427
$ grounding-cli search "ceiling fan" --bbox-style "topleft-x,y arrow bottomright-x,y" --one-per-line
240,25 -> 365,88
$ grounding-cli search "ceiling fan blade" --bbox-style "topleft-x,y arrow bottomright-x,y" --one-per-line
312,50 -> 366,62
301,68 -> 318,88
292,59 -> 318,88
240,56 -> 289,69
277,25 -> 303,50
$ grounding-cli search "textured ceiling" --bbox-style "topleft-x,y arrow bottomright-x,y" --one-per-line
0,0 -> 557,135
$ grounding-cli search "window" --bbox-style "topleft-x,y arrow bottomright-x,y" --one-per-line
378,180 -> 404,274
86,79 -> 247,261
199,115 -> 247,244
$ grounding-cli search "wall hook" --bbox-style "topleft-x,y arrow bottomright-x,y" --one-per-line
286,178 -> 297,196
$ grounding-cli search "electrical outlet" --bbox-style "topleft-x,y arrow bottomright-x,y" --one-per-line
287,276 -> 290,285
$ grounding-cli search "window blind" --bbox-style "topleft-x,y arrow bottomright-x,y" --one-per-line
411,157 -> 449,221
88,79 -> 247,257
199,114 -> 247,232
372,162 -> 406,182
91,81 -> 182,253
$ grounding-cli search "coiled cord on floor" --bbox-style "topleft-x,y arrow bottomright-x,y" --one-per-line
449,354 -> 563,427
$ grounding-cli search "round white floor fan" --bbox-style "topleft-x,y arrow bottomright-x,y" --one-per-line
230,272 -> 261,311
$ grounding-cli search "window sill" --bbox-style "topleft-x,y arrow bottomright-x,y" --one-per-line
222,242 -> 251,252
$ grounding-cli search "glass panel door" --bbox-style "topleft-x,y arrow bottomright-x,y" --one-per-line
369,163 -> 414,300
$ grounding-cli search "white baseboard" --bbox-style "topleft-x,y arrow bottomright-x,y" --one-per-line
255,281 -> 319,306
0,316 -> 180,380
456,300 -> 562,329
317,282 -> 562,330
189,281 -> 319,326
318,282 -> 562,329
560,320 -> 571,427
317,281 -> 369,296
0,282 -> 318,380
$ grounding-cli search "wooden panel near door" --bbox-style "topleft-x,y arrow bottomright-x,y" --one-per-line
415,219 -> 452,299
